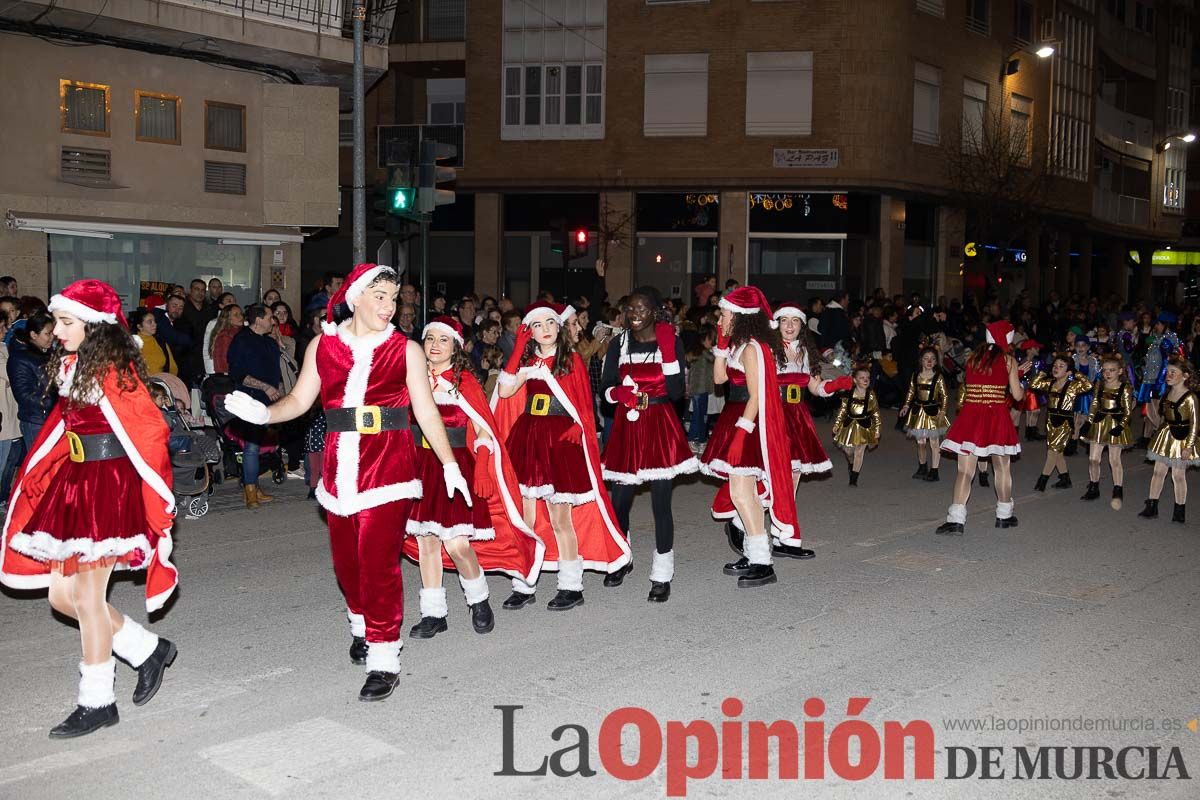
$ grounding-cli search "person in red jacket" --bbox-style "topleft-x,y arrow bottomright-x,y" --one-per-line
1,279 -> 179,738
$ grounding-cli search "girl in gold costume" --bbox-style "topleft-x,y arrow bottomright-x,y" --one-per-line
831,365 -> 881,486
1028,354 -> 1092,492
900,346 -> 950,482
1081,355 -> 1134,510
1138,357 -> 1198,523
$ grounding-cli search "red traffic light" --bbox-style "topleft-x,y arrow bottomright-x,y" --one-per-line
575,229 -> 588,244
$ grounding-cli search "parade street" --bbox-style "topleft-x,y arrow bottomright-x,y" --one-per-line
1,430 -> 1197,799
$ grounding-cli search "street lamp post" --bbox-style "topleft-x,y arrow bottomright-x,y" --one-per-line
1000,41 -> 1056,81
1156,133 -> 1197,153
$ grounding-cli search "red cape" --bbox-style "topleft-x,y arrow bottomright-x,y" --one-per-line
491,353 -> 631,572
711,341 -> 802,545
402,371 -> 545,584
1,369 -> 178,611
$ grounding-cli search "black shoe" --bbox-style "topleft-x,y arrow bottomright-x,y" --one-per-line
647,581 -> 671,602
849,470 -> 859,486
349,636 -> 367,665
1053,473 -> 1072,489
724,521 -> 745,555
408,616 -> 448,639
603,563 -> 631,588
995,516 -> 1019,528
49,704 -> 119,739
1111,485 -> 1124,510
131,638 -> 177,707
1138,499 -> 1159,518
722,556 -> 751,576
1081,481 -> 1100,501
1173,503 -> 1186,524
1034,475 -> 1049,492
1065,440 -> 1078,457
935,521 -> 965,535
306,487 -> 316,500
469,600 -> 495,634
358,671 -> 399,702
502,591 -> 536,610
924,467 -> 940,482
546,590 -> 584,611
978,471 -> 990,487
912,463 -> 929,479
737,564 -> 777,588
1025,426 -> 1044,441
772,543 -> 816,559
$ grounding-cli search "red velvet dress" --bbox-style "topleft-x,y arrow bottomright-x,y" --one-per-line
778,345 -> 832,474
942,355 -> 1021,456
700,346 -> 766,479
11,403 -> 149,574
601,342 -> 697,484
406,393 -> 495,541
506,362 -> 595,504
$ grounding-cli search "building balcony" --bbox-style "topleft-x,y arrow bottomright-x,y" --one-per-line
1096,10 -> 1157,78
377,124 -> 464,168
389,0 -> 465,77
1094,99 -> 1154,162
1093,187 -> 1150,229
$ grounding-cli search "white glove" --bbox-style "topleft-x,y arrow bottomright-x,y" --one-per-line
473,437 -> 494,453
224,391 -> 270,425
443,463 -> 473,507
735,416 -> 756,434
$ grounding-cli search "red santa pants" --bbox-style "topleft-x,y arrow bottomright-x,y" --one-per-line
327,498 -> 413,643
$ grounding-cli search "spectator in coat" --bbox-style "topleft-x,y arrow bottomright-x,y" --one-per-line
818,291 -> 851,351
6,310 -> 55,449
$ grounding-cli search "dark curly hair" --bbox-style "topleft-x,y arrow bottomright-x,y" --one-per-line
728,311 -> 785,366
520,320 -> 574,378
48,321 -> 149,408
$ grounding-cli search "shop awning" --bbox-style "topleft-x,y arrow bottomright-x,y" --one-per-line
4,211 -> 304,245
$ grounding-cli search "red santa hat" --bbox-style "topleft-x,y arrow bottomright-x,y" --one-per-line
720,286 -> 777,328
49,279 -> 129,329
422,315 -> 464,346
985,320 -> 1015,352
323,262 -> 398,334
522,301 -> 564,327
772,300 -> 807,325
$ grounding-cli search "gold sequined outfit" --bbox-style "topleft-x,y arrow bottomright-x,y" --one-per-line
1083,382 -> 1134,447
1028,372 -> 1092,453
1148,391 -> 1200,468
902,373 -> 950,439
833,389 -> 881,447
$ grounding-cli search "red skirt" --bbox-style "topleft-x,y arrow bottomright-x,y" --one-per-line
506,413 -> 595,505
942,404 -> 1021,456
10,457 -> 150,570
1011,392 -> 1041,412
406,445 -> 494,541
781,399 -> 832,474
699,401 -> 765,479
602,403 -> 698,484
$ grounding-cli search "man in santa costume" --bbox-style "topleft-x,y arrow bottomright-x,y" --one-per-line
225,263 -> 471,701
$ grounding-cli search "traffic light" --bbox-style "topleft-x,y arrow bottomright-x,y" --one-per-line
573,228 -> 589,257
389,184 -> 415,214
418,139 -> 457,214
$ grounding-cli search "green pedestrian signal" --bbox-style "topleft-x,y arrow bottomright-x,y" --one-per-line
390,186 -> 415,213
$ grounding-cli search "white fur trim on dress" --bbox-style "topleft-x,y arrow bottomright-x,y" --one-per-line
510,576 -> 536,595
317,480 -> 422,517
419,586 -> 449,619
347,610 -> 366,638
111,615 -> 158,668
460,573 -> 490,605
1147,452 -> 1200,469
365,639 -> 402,673
344,265 -> 395,311
405,518 -> 496,542
699,459 -> 767,481
907,427 -> 948,440
996,500 -> 1015,520
946,503 -> 967,524
649,550 -> 674,583
0,419 -> 65,591
548,489 -> 597,506
497,371 -> 518,388
791,458 -> 833,474
603,457 -> 700,485
940,439 -> 1021,457
48,295 -> 118,325
744,534 -> 772,566
8,530 -> 152,566
557,558 -> 584,592
78,658 -> 117,709
422,321 -> 464,346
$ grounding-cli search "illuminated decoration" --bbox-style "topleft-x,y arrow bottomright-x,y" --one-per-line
60,79 -> 111,137
964,242 -> 978,257
1129,250 -> 1140,264
1014,250 -> 1027,263
749,193 -> 794,211
831,194 -> 848,210
685,193 -> 719,206
655,254 -> 663,264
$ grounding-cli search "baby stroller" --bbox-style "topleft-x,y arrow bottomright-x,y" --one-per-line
147,375 -> 222,518
200,374 -> 286,489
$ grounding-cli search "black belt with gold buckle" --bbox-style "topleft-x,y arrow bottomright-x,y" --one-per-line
526,393 -> 571,417
65,431 -> 126,463
411,424 -> 468,448
326,405 -> 411,434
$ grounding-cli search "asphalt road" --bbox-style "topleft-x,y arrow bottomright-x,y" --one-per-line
1,422 -> 1198,799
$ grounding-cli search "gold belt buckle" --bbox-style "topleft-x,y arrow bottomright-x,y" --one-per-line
421,435 -> 431,449
636,393 -> 649,410
530,394 -> 551,416
785,384 -> 802,404
66,431 -> 85,463
355,405 -> 382,434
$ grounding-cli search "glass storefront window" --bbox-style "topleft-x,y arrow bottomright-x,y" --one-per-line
634,235 -> 718,303
748,237 -> 844,300
503,235 -> 533,307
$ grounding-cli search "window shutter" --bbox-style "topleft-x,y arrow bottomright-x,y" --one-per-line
745,52 -> 814,136
644,54 -> 709,137
60,147 -> 111,182
204,161 -> 247,195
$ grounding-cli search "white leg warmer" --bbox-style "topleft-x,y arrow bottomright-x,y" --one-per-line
111,615 -> 158,668
649,550 -> 675,583
459,574 -> 490,606
996,500 -> 1014,520
347,609 -> 366,638
557,558 -> 585,592
510,577 -> 536,595
78,658 -> 117,709
744,534 -> 772,566
365,640 -> 402,674
946,503 -> 967,524
419,587 -> 449,619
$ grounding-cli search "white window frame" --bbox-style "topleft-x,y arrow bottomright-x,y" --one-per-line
913,62 -> 941,146
962,78 -> 988,151
643,54 -> 709,137
745,51 -> 813,136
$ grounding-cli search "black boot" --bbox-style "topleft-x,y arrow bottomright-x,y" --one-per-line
1173,503 -> 1186,524
358,671 -> 399,702
912,463 -> 928,479
935,521 -> 965,535
408,616 -> 448,639
1138,499 -> 1159,518
737,563 -> 777,588
546,590 -> 584,611
349,636 -> 367,665
724,521 -> 745,555
502,591 -> 536,610
469,600 -> 495,634
924,467 -> 940,482
647,581 -> 671,602
1065,439 -> 1078,457
1026,426 -> 1043,441
995,516 -> 1019,529
722,556 -> 751,576
603,563 -> 631,587
132,638 -> 178,706
1111,485 -> 1123,510
772,542 -> 816,559
1081,481 -> 1100,501
1052,473 -> 1072,489
849,470 -> 859,486
48,704 -> 119,739
1034,475 -> 1049,493
978,471 -> 990,488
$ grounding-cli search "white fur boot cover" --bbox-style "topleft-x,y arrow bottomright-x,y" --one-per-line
419,587 -> 449,619
649,550 -> 675,583
365,640 -> 402,674
78,658 -> 117,708
111,615 -> 158,668
557,558 -> 584,592
459,574 -> 490,606
744,534 -> 772,566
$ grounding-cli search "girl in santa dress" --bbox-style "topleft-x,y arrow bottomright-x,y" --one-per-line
402,317 -> 545,638
936,320 -> 1029,535
600,287 -> 696,602
1,280 -> 179,738
492,302 -> 629,611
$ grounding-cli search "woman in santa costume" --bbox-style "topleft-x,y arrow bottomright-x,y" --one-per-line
492,302 -> 630,611
700,287 -> 832,586
400,316 -> 544,636
600,286 -> 696,603
1,280 -> 179,738
225,263 -> 471,702
936,320 -> 1028,535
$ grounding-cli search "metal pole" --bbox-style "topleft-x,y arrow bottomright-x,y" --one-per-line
419,217 -> 430,328
351,1 -> 367,265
